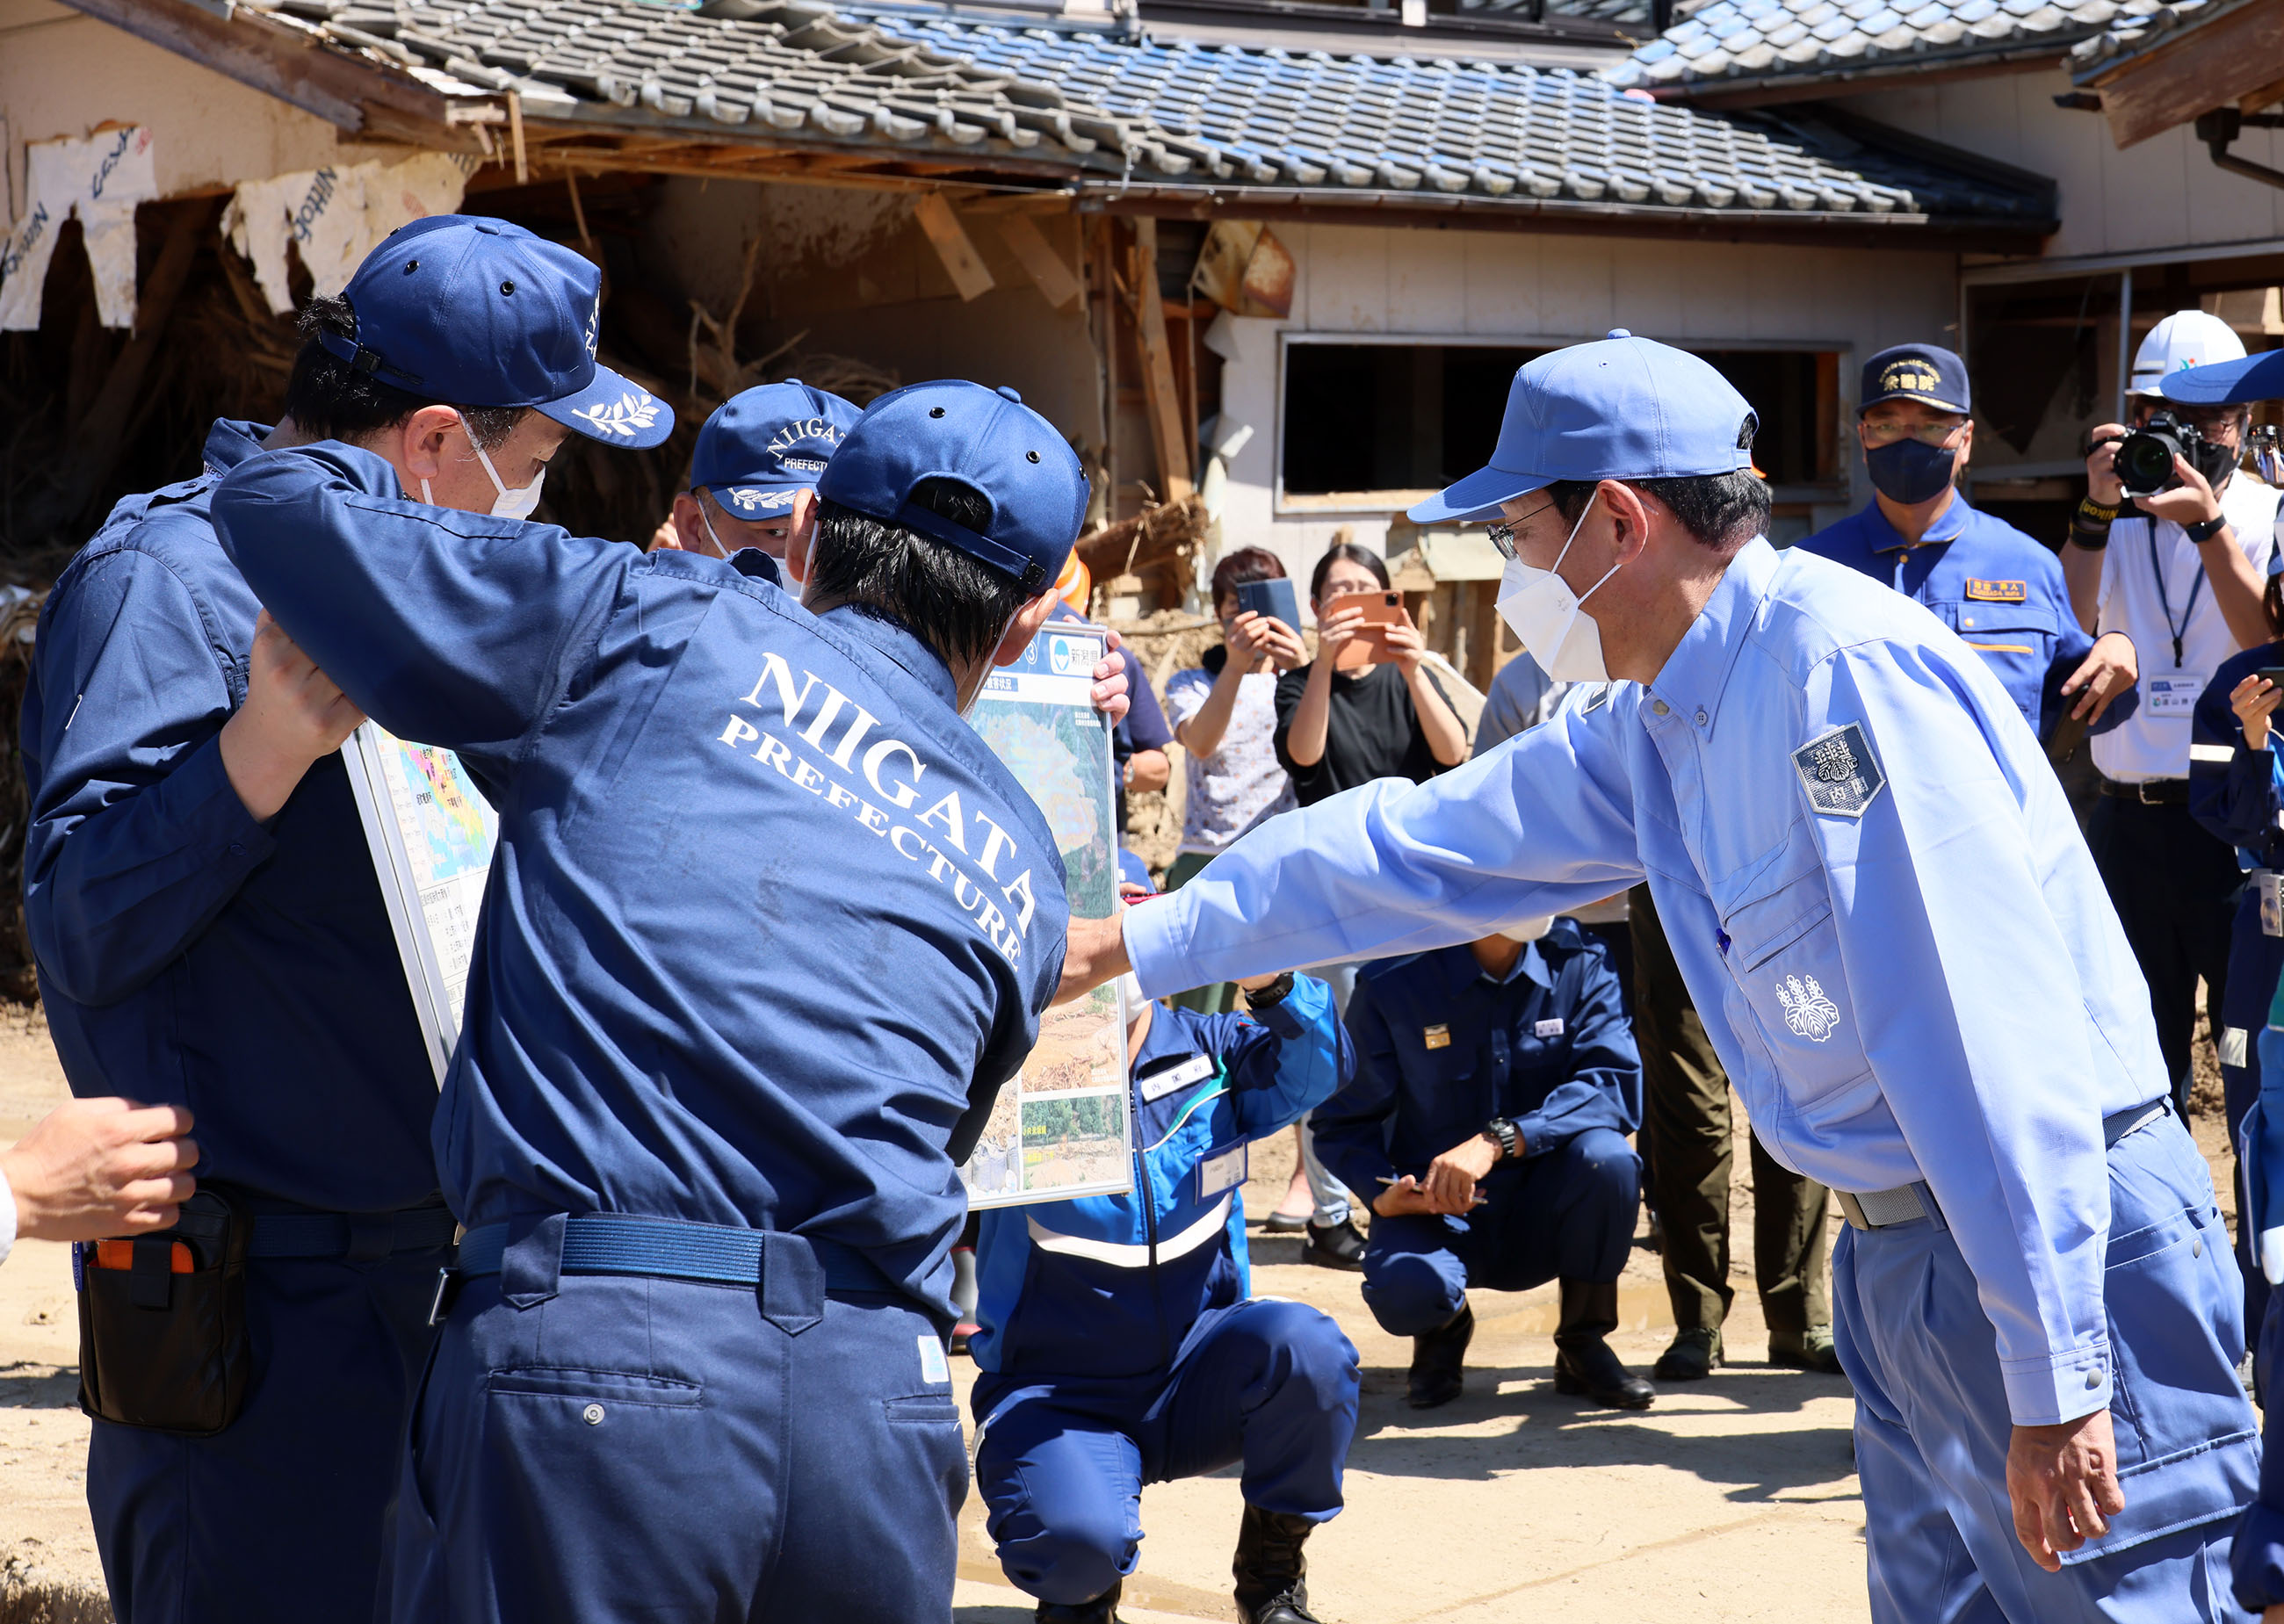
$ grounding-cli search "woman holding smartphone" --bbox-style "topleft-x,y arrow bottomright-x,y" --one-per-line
1276,540 -> 1470,805
2189,569 -> 2284,1375
1266,539 -> 1470,1270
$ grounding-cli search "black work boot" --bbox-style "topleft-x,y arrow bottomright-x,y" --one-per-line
1654,1326 -> 1724,1382
1406,1302 -> 1473,1409
1034,1578 -> 1122,1622
1302,1216 -> 1366,1271
1232,1505 -> 1324,1624
1768,1326 -> 1847,1376
1552,1280 -> 1655,1410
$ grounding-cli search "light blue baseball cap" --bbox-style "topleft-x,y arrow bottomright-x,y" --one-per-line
1410,330 -> 1759,524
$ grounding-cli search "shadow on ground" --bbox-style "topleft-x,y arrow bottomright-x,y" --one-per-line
0,1363 -> 76,1411
1348,1361 -> 1859,1505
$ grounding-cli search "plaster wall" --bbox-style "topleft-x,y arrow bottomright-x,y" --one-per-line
1847,66 -> 2284,263
0,0 -> 406,215
1211,221 -> 1957,602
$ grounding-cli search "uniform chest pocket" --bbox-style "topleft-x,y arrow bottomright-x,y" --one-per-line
1717,849 -> 1871,1102
1938,599 -> 2056,713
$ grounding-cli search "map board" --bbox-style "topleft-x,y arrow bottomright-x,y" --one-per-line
342,724 -> 498,1086
960,624 -> 1134,1209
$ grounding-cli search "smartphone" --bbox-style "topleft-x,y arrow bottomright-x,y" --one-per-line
1233,577 -> 1300,633
1325,589 -> 1408,669
2259,668 -> 2284,689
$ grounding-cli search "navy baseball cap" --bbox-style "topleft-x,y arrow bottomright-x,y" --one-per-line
1410,330 -> 1757,524
1861,343 -> 1970,416
690,381 -> 861,516
2158,347 -> 2284,406
322,215 -> 673,450
818,380 -> 1088,595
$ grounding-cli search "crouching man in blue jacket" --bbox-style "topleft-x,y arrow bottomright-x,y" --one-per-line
1317,916 -> 1652,1411
970,891 -> 1360,1624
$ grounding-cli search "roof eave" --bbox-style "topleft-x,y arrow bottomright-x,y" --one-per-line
1633,35 -> 2092,107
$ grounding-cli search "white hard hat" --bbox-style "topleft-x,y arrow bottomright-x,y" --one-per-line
2130,310 -> 2249,396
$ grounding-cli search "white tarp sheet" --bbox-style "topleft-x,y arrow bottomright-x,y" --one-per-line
0,126 -> 158,331
222,152 -> 473,314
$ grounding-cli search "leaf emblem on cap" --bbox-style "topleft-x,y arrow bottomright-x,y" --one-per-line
570,391 -> 659,438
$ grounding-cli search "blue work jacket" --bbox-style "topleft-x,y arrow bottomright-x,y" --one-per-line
2191,643 -> 2284,875
1796,496 -> 2133,742
21,421 -> 438,1213
1125,538 -> 2169,1428
1314,922 -> 1639,1196
212,444 -> 1066,1314
971,976 -> 1347,1379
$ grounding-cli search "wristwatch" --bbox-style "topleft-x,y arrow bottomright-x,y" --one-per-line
2186,514 -> 2230,545
1246,971 -> 1297,1008
1483,1117 -> 1520,1160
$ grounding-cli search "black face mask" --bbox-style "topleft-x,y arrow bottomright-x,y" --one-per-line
2192,433 -> 2241,491
1866,437 -> 1959,506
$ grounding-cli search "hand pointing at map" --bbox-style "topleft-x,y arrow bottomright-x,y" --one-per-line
219,609 -> 367,822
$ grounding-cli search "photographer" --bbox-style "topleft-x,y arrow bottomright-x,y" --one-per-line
2062,310 -> 2280,1115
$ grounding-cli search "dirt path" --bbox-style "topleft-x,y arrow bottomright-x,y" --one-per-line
0,1028 -> 2249,1621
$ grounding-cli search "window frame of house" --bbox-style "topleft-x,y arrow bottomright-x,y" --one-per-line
1273,329 -> 1854,518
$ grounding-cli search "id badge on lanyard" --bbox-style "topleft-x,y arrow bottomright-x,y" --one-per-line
2150,529 -> 2209,713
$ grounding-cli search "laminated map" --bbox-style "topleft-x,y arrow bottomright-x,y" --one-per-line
342,724 -> 498,1086
960,624 -> 1134,1209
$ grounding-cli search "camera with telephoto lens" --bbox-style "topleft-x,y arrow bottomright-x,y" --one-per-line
2112,414 -> 2201,499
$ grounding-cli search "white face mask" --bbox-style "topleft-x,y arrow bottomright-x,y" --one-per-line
699,504 -> 734,559
416,434 -> 546,520
1495,488 -> 1620,683
1498,916 -> 1553,943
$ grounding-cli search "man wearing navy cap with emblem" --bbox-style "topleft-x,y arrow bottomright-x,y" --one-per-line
1060,329 -> 2259,1619
21,215 -> 669,1624
1797,343 -> 2140,744
660,379 -> 862,568
215,335 -> 1126,1616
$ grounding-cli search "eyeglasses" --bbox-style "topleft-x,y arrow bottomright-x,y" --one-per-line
1484,502 -> 1557,559
1860,418 -> 1968,448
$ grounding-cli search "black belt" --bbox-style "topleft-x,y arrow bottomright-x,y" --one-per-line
1836,1100 -> 2172,1232
453,1214 -> 896,1296
246,1204 -> 458,1261
2099,777 -> 2189,805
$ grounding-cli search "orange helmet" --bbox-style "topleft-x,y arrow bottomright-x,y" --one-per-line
1056,552 -> 1092,616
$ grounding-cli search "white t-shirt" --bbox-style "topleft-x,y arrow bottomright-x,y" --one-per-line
2093,473 -> 2282,783
1164,663 -> 1297,855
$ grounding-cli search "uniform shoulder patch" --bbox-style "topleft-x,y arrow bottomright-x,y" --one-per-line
1964,579 -> 2027,603
1791,723 -> 1886,819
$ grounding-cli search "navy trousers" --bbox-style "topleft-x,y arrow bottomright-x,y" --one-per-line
2088,796 -> 2237,1116
1361,1126 -> 1639,1337
972,1298 -> 1360,1607
1838,1115 -> 2259,1623
2219,889 -> 2283,1353
390,1231 -> 965,1624
2233,1289 -> 2284,1610
88,1245 -> 447,1624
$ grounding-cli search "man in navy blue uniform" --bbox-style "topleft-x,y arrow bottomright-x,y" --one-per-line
1315,916 -> 1652,1411
971,883 -> 1357,1624
658,378 -> 860,564
1796,343 -> 2138,745
20,221 -> 670,1624
213,216 -> 1128,1620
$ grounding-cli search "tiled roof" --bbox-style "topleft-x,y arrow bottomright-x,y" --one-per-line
237,0 -> 2053,227
2066,0 -> 2258,76
856,4 -> 2054,220
1610,0 -> 2122,95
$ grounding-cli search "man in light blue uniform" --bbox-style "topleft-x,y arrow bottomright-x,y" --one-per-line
213,223 -> 1126,1615
1061,331 -> 2259,1620
1796,343 -> 2138,744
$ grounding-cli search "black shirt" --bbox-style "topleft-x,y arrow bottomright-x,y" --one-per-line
1272,660 -> 1456,806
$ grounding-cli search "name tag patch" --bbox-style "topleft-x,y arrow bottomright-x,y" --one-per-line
917,1332 -> 950,1385
1791,723 -> 1886,819
2147,675 -> 2204,717
1964,579 -> 2027,603
1535,1018 -> 1565,1038
1423,1024 -> 1451,1050
1196,1142 -> 1248,1201
1139,1053 -> 1216,1103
